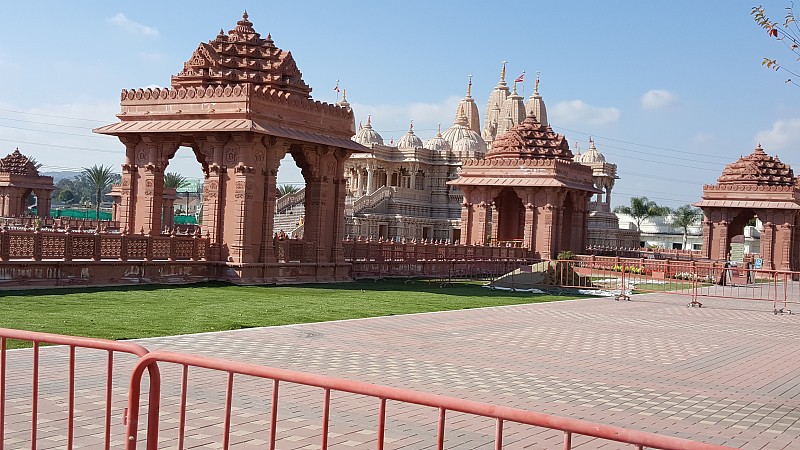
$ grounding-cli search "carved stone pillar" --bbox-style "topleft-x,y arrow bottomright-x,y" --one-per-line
331,148 -> 352,263
760,221 -> 774,270
199,135 -> 227,261
702,219 -> 712,259
260,137 -> 287,264
523,202 -> 536,251
540,204 -> 555,260
490,202 -> 499,244
474,201 -> 490,245
716,219 -> 730,261
366,166 -> 375,195
225,134 -> 266,264
777,223 -> 794,271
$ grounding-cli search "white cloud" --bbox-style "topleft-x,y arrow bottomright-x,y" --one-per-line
755,118 -> 800,152
108,13 -> 159,37
550,100 -> 620,126
640,89 -> 676,110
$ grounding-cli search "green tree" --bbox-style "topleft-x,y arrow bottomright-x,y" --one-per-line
613,196 -> 671,233
669,204 -> 703,250
57,189 -> 75,204
752,4 -> 800,86
277,184 -> 300,197
164,172 -> 191,190
82,165 -> 115,221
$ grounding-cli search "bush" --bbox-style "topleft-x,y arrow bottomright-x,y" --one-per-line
557,250 -> 576,260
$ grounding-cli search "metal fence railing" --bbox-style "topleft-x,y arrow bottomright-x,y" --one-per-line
124,351 -> 737,450
0,328 -> 161,450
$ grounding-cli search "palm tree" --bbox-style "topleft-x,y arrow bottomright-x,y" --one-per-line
669,205 -> 702,250
164,172 -> 190,190
82,165 -> 115,221
613,196 -> 671,233
277,184 -> 300,198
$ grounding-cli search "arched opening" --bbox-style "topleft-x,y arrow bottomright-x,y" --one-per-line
163,146 -> 206,234
494,188 -> 524,243
273,153 -> 306,240
727,209 -> 760,262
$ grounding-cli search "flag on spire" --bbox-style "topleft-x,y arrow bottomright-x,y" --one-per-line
334,79 -> 340,93
515,71 -> 525,83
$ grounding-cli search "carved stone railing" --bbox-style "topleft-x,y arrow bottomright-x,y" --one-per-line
272,238 -> 313,263
275,188 -> 306,214
2,216 -> 121,231
342,239 -> 532,263
350,186 -> 393,215
0,229 -> 209,262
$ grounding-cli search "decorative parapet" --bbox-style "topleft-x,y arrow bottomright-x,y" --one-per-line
118,84 -> 352,120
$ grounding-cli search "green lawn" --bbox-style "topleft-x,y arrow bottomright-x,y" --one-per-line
0,280 -> 581,349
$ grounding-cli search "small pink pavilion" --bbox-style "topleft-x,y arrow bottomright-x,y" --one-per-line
696,145 -> 800,271
449,113 -> 600,259
94,12 -> 366,282
0,148 -> 54,218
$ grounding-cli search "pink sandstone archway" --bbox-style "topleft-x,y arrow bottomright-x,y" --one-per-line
449,113 -> 599,259
95,12 -> 366,282
695,145 -> 800,271
0,149 -> 54,218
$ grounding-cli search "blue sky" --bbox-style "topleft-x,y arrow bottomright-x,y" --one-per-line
0,1 -> 798,209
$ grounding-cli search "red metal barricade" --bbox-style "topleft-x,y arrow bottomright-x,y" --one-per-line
0,328 -> 160,450
124,351 -> 736,450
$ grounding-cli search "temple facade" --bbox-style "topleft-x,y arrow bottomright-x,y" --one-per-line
337,69 -> 635,251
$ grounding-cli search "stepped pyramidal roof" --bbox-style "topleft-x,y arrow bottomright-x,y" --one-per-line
171,11 -> 311,97
717,145 -> 795,186
485,112 -> 572,160
0,148 -> 39,176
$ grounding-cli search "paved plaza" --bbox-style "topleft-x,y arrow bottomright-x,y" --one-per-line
4,290 -> 800,449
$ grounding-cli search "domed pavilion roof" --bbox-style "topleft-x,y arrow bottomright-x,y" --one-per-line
397,122 -> 423,149
485,112 -> 572,160
425,125 -> 451,152
0,148 -> 39,176
578,138 -> 606,164
717,145 -> 795,186
352,115 -> 384,146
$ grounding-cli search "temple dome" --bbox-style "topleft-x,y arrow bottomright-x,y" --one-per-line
716,145 -> 796,186
0,148 -> 39,176
352,116 -> 383,146
443,106 -> 487,153
397,123 -> 423,149
485,112 -> 572,160
579,138 -> 606,164
453,136 -> 480,154
425,125 -> 451,152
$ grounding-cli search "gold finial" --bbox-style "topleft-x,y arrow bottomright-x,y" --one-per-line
535,71 -> 540,93
501,61 -> 507,81
437,123 -> 442,135
342,89 -> 347,101
366,114 -> 372,126
409,120 -> 414,131
467,74 -> 473,96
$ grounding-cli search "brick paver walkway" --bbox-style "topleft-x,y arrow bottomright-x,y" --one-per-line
4,291 -> 800,449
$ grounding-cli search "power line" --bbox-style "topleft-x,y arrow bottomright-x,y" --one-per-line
0,115 -> 99,130
0,124 -> 114,140
0,108 -> 108,124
